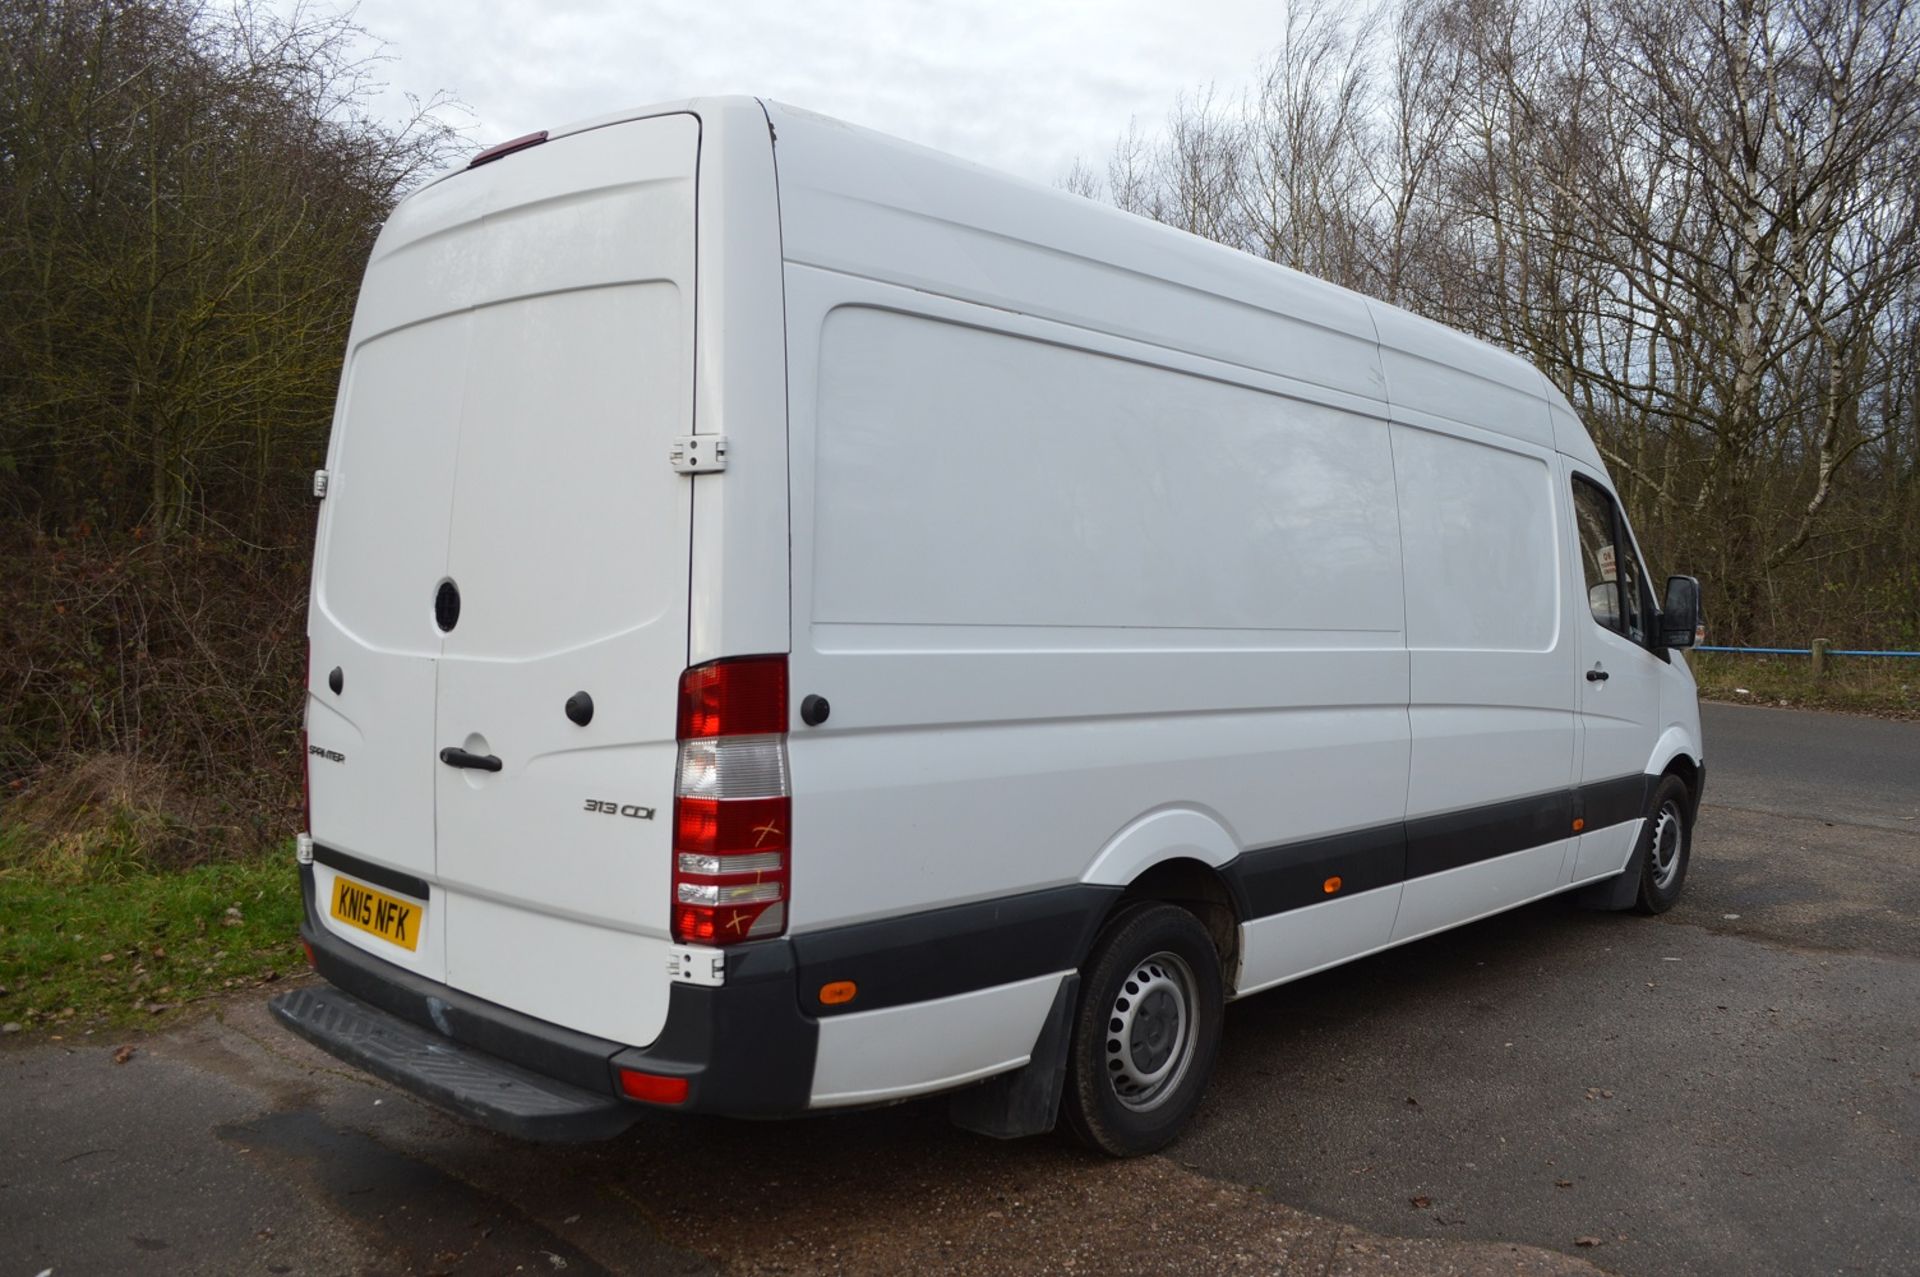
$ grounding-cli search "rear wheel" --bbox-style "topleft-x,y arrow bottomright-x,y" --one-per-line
1061,902 -> 1223,1157
1633,774 -> 1694,914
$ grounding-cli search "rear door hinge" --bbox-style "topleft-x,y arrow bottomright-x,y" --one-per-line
669,435 -> 727,474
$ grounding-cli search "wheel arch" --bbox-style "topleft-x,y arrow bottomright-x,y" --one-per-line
1647,727 -> 1704,818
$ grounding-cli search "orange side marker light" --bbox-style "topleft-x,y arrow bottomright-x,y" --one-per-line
820,980 -> 858,1006
1572,818 -> 1586,832
1322,876 -> 1343,895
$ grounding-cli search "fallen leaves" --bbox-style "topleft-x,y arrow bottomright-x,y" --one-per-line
112,1044 -> 135,1064
1575,1236 -> 1604,1248
1409,1195 -> 1432,1209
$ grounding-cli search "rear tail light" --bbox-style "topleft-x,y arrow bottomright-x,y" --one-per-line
671,656 -> 790,944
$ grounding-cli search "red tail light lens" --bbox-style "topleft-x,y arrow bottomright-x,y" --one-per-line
677,655 -> 788,739
617,1068 -> 689,1105
672,795 -> 791,943
672,656 -> 790,944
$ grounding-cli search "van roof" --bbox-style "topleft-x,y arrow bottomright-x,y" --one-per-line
415,95 -> 1602,468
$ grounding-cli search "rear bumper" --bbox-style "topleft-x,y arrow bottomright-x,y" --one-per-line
278,864 -> 819,1139
271,982 -> 636,1141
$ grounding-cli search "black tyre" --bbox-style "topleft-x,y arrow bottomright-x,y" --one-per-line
1060,902 -> 1224,1157
1633,774 -> 1694,915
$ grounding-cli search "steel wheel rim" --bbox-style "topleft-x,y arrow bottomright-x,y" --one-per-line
1104,950 -> 1198,1112
1650,800 -> 1684,890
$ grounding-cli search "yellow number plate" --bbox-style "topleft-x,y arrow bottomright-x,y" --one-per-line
329,874 -> 421,952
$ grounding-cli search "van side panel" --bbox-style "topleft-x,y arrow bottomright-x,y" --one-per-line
809,971 -> 1070,1107
780,264 -> 1411,946
1386,411 -> 1579,938
764,103 -> 1382,405
811,308 -> 1403,634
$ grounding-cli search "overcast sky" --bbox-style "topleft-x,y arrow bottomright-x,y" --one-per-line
319,0 -> 1281,186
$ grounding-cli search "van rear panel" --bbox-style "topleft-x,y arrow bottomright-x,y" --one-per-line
308,114 -> 700,1046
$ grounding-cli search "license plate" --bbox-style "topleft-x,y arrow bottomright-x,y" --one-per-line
329,874 -> 421,952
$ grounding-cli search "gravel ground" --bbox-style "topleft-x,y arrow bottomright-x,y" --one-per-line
3,701 -> 1913,1275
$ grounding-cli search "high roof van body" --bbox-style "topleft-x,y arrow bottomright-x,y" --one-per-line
272,98 -> 1706,1154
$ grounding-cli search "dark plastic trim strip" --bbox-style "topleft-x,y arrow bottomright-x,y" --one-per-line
1578,773 -> 1653,832
1404,787 -> 1576,880
1230,823 -> 1406,919
313,844 -> 431,902
1224,773 -> 1653,919
790,884 -> 1121,1019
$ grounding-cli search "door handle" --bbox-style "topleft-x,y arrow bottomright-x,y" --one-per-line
1586,667 -> 1610,683
439,746 -> 503,772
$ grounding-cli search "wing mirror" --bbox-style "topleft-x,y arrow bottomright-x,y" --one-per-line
1659,575 -> 1702,649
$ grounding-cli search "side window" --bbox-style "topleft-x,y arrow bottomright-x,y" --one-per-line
1572,476 -> 1621,634
1573,474 -> 1655,646
1619,538 -> 1648,645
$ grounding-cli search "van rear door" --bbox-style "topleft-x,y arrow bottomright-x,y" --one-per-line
306,283 -> 467,983
428,116 -> 698,1048
310,113 -> 699,1046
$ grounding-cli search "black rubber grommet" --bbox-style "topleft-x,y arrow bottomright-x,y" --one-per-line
328,666 -> 344,695
434,579 -> 460,632
565,691 -> 594,727
800,694 -> 830,727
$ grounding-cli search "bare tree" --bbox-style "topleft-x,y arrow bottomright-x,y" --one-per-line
1077,0 -> 1920,646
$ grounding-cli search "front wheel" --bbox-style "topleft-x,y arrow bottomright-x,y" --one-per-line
1633,774 -> 1694,914
1060,902 -> 1224,1157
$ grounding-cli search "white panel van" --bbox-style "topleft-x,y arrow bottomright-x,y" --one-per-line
272,98 -> 1707,1156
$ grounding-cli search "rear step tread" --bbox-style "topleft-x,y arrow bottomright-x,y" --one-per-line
270,984 -> 638,1142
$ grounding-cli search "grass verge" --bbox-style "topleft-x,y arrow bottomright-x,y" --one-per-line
1691,650 -> 1920,719
0,847 -> 305,1037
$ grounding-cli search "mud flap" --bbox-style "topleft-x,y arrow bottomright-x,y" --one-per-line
1577,834 -> 1648,911
948,973 -> 1078,1140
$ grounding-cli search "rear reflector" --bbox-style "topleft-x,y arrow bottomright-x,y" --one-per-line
468,130 -> 548,168
617,1069 -> 689,1106
672,657 -> 791,944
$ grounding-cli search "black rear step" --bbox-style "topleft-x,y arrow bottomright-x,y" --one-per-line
271,983 -> 637,1142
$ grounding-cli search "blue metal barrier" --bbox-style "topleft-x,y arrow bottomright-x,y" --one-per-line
1695,646 -> 1920,658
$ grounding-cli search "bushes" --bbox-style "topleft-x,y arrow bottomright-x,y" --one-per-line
0,0 -> 460,860
0,530 -> 309,866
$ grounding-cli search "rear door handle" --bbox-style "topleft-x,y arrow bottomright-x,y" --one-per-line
439,747 -> 503,772
1586,668 -> 1609,682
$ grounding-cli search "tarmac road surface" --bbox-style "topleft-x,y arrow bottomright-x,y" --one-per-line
3,699 -> 1916,1275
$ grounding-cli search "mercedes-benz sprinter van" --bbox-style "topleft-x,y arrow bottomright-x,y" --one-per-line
272,97 -> 1706,1156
